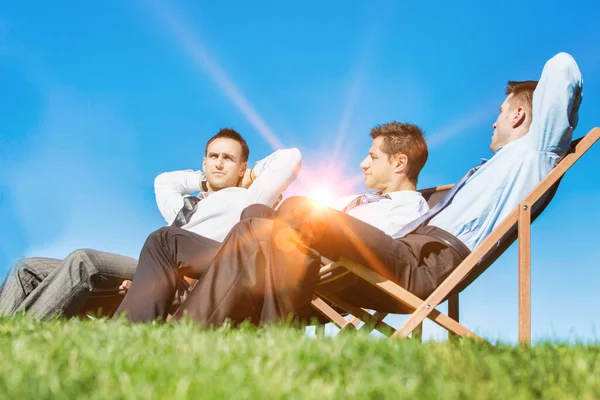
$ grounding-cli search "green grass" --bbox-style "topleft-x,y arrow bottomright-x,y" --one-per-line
0,318 -> 599,399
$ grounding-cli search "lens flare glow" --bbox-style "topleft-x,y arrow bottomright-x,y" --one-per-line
309,188 -> 334,207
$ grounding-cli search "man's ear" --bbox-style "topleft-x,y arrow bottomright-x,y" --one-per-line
202,157 -> 207,173
394,154 -> 408,173
512,106 -> 527,128
239,161 -> 248,177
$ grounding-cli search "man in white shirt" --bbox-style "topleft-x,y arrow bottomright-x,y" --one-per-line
169,122 -> 431,325
0,128 -> 301,320
114,129 -> 301,321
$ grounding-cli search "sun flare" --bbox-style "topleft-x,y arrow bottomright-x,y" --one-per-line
309,188 -> 335,207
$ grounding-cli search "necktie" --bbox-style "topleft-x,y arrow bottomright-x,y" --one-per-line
392,160 -> 487,238
342,192 -> 391,214
172,192 -> 209,228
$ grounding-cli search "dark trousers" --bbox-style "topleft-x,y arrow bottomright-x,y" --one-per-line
274,197 -> 468,303
114,226 -> 221,322
172,198 -> 468,326
172,205 -> 322,325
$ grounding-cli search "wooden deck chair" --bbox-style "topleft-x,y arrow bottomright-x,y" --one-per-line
311,127 -> 600,344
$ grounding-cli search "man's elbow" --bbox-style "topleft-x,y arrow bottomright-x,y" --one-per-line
154,172 -> 171,191
287,148 -> 302,166
546,52 -> 582,85
286,148 -> 302,175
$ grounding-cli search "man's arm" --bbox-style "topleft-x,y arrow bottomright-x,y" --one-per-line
529,52 -> 583,157
245,148 -> 302,206
154,170 -> 205,225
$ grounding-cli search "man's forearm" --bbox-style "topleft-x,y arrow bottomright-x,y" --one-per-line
155,170 -> 205,224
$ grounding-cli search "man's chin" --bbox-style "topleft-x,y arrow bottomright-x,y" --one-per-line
363,181 -> 376,191
206,178 -> 227,191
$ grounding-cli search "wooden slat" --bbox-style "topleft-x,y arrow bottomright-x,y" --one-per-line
448,293 -> 459,340
412,323 -> 423,342
338,259 -> 485,341
521,127 -> 599,207
315,324 -> 325,338
310,296 -> 350,329
518,202 -> 532,344
393,127 -> 600,340
433,184 -> 454,191
362,311 -> 392,336
315,289 -> 395,333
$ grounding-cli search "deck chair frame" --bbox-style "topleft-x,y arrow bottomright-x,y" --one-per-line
311,127 -> 599,344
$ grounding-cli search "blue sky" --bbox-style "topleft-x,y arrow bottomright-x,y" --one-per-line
1,1 -> 599,342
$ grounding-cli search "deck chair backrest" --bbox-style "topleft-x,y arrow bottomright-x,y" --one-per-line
419,185 -> 451,208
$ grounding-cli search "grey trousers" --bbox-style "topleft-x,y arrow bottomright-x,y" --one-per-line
0,249 -> 138,319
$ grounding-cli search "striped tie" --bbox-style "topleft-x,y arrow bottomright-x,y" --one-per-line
172,192 -> 209,228
342,192 -> 391,214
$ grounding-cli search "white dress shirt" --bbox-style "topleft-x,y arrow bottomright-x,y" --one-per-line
154,148 -> 302,242
429,53 -> 582,250
331,190 -> 429,236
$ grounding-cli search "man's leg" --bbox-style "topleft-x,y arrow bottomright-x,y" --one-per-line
172,218 -> 268,325
273,196 -> 409,281
272,197 -> 463,300
0,258 -> 60,316
16,250 -> 138,319
114,227 -> 221,322
172,216 -> 322,326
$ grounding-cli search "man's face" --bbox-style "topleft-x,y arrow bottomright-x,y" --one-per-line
490,95 -> 516,152
203,138 -> 247,191
360,137 -> 396,191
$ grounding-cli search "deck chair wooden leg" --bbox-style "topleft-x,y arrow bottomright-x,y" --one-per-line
518,202 -> 532,345
448,293 -> 459,341
311,296 -> 353,330
315,324 -> 326,338
340,259 -> 484,341
314,290 -> 394,334
359,311 -> 391,336
347,316 -> 362,329
412,322 -> 423,342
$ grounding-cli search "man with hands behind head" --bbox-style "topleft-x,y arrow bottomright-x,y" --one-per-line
0,128 -> 300,320
114,128 -> 301,322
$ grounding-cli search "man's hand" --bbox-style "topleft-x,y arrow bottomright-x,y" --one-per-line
119,280 -> 132,291
240,168 -> 255,189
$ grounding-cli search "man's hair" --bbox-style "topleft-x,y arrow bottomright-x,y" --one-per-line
505,80 -> 538,118
370,122 -> 428,183
205,128 -> 250,162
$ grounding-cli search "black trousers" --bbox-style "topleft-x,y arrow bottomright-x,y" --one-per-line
173,198 -> 468,325
114,226 -> 222,322
172,205 -> 322,325
273,197 -> 469,303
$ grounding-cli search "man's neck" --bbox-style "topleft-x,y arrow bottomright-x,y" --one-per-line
381,180 -> 416,194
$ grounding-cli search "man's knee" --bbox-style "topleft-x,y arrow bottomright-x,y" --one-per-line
241,204 -> 275,220
64,249 -> 97,275
145,226 -> 178,246
276,196 -> 315,219
14,258 -> 45,283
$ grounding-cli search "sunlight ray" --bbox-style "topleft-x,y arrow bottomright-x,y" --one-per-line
147,2 -> 284,150
427,101 -> 497,148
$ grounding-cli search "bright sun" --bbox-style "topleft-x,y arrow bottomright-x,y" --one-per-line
309,188 -> 334,207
